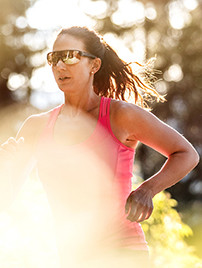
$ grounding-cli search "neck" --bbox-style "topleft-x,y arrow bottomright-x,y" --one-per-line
62,88 -> 100,117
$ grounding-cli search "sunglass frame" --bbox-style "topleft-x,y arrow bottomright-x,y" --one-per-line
47,49 -> 97,66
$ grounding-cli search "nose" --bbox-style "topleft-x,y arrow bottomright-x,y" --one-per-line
54,59 -> 66,69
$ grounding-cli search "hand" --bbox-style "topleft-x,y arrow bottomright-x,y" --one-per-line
125,185 -> 154,222
0,137 -> 24,159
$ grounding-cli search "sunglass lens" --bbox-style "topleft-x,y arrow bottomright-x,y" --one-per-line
47,50 -> 82,66
63,51 -> 80,65
47,52 -> 58,66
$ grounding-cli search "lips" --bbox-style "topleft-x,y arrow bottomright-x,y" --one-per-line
59,76 -> 70,81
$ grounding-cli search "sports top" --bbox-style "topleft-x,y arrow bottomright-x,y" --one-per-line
37,96 -> 148,251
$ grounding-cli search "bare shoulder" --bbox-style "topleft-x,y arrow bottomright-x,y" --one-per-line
16,108 -> 54,145
110,98 -> 195,157
110,98 -> 153,130
109,99 -> 152,148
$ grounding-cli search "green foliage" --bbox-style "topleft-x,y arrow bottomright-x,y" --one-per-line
141,191 -> 202,268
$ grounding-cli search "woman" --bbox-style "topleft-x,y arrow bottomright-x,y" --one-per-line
0,26 -> 199,267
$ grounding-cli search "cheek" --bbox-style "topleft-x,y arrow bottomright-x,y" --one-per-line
52,68 -> 57,80
75,64 -> 91,80
83,68 -> 91,78
79,59 -> 92,75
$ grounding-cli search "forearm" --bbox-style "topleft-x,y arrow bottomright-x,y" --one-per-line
141,149 -> 199,197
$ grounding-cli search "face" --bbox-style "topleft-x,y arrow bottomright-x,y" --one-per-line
51,34 -> 99,95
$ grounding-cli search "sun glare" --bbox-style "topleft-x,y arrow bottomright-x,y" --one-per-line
26,0 -> 95,30
112,0 -> 145,27
1,0 -> 201,267
168,1 -> 192,29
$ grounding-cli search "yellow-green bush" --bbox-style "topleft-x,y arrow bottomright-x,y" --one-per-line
141,191 -> 202,268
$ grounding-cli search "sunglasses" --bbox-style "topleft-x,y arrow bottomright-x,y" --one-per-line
47,49 -> 97,66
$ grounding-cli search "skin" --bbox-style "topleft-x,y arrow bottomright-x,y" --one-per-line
0,34 -> 199,222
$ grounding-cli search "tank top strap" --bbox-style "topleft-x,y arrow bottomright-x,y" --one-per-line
99,97 -> 111,128
100,97 -> 111,118
47,104 -> 63,129
39,104 -> 63,142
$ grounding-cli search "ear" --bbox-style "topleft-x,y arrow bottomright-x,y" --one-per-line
91,58 -> 102,74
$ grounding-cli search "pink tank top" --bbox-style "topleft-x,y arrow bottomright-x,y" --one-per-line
37,96 -> 148,251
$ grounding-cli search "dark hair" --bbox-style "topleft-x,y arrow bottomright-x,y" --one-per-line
57,26 -> 165,108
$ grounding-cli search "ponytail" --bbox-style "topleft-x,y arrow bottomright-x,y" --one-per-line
94,41 -> 165,108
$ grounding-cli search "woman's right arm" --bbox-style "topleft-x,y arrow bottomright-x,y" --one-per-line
0,114 -> 44,210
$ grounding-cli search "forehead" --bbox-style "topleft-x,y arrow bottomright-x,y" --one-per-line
53,34 -> 86,52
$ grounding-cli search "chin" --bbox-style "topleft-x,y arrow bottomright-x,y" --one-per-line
58,85 -> 74,93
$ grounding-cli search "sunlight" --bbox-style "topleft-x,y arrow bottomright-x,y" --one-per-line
169,1 -> 192,29
112,0 -> 145,27
22,31 -> 48,51
29,52 -> 47,68
0,176 -> 60,267
163,64 -> 183,82
29,66 -> 53,91
26,0 -> 94,30
79,0 -> 107,18
103,32 -> 135,62
155,81 -> 168,95
1,0 -> 202,266
15,16 -> 28,29
182,0 -> 198,11
7,73 -> 28,91
3,227 -> 22,250
103,30 -> 145,66
29,65 -> 63,109
145,3 -> 157,21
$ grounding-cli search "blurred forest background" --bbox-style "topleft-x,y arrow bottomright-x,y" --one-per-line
0,0 -> 202,267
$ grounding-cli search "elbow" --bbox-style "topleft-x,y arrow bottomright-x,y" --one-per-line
189,147 -> 200,169
194,151 -> 200,167
173,144 -> 200,170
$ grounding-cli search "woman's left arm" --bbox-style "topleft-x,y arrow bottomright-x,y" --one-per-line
121,103 -> 200,222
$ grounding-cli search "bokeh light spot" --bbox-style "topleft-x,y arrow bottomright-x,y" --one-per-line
164,64 -> 183,82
